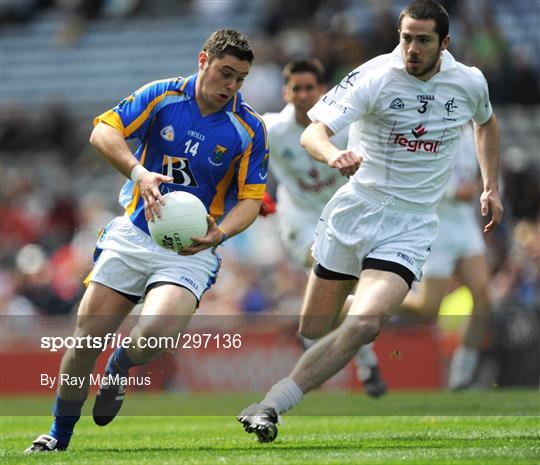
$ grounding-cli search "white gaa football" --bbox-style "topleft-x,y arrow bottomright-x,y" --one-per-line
148,191 -> 208,252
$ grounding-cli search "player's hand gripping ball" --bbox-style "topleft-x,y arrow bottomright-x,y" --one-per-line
148,191 -> 208,253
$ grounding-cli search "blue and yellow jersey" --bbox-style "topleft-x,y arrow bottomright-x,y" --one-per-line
94,74 -> 269,234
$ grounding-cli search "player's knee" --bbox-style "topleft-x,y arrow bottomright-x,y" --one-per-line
344,316 -> 384,345
131,324 -> 178,358
73,312 -> 121,341
63,345 -> 101,366
134,325 -> 164,345
135,313 -> 187,340
69,328 -> 109,362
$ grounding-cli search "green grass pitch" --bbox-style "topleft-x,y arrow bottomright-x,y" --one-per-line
1,390 -> 539,464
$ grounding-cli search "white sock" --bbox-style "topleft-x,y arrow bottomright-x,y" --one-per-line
356,342 -> 378,368
448,346 -> 479,389
260,377 -> 304,414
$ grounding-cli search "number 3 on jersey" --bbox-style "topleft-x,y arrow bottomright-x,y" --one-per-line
417,99 -> 429,114
162,155 -> 199,187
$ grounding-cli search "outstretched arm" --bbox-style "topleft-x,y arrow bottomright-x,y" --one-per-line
90,122 -> 173,221
300,122 -> 361,177
474,114 -> 503,233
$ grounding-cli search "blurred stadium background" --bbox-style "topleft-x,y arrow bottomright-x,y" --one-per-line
1,0 -> 539,398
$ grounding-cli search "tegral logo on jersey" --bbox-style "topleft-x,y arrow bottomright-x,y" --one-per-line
391,123 -> 441,153
308,167 -> 319,179
160,125 -> 175,142
162,155 -> 198,186
208,144 -> 227,166
411,124 -> 427,138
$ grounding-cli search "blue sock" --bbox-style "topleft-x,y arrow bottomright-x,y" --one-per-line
49,395 -> 84,450
106,347 -> 137,375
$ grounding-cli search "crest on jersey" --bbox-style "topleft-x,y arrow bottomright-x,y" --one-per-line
389,98 -> 405,110
259,152 -> 269,180
336,70 -> 360,92
160,125 -> 175,142
444,98 -> 458,116
208,144 -> 227,167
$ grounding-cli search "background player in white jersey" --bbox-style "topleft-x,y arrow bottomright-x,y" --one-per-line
402,123 -> 491,390
239,0 -> 503,442
265,59 -> 386,397
27,29 -> 268,453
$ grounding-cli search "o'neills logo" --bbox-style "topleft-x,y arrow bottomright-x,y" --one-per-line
392,134 -> 441,153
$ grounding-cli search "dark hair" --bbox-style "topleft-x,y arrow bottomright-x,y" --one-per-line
202,29 -> 254,63
282,59 -> 325,85
398,0 -> 450,43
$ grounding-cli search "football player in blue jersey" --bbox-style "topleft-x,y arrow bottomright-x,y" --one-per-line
27,29 -> 268,453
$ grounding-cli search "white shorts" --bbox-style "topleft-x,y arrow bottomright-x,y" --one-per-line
278,206 -> 319,267
312,182 -> 438,281
87,215 -> 221,302
422,207 -> 485,278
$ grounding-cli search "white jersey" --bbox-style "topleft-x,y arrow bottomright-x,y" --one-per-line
264,104 -> 348,216
308,46 -> 493,208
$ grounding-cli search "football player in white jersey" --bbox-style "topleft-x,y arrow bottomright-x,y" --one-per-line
402,123 -> 491,390
265,59 -> 387,397
239,0 -> 503,442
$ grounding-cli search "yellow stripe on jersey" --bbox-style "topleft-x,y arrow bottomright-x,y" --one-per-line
125,144 -> 148,215
209,153 -> 243,217
239,184 -> 266,199
94,109 -> 125,133
180,76 -> 191,92
232,113 -> 258,197
124,90 -> 182,138
237,142 -> 252,195
232,113 -> 255,138
243,106 -> 268,151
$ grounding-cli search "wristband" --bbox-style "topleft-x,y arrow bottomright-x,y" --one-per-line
129,163 -> 149,183
218,226 -> 228,245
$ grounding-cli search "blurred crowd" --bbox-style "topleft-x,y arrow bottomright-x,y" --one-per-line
1,0 -> 539,376
248,0 -> 540,109
2,0 -> 539,109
